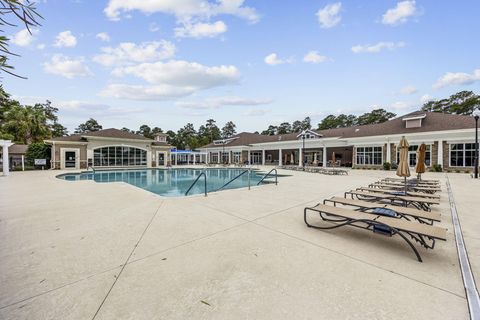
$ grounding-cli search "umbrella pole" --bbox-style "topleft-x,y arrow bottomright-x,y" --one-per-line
404,176 -> 407,199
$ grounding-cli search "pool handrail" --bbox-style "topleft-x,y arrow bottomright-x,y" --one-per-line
185,171 -> 207,197
87,165 -> 96,173
216,169 -> 249,192
257,168 -> 278,186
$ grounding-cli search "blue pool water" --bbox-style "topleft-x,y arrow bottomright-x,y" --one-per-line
57,168 -> 270,197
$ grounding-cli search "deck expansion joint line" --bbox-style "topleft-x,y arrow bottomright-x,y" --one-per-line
446,175 -> 480,319
91,200 -> 165,320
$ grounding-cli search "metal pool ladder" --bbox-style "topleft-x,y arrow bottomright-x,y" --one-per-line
257,168 -> 278,186
216,169 -> 249,192
185,172 -> 207,197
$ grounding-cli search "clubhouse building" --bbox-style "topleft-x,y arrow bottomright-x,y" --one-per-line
45,129 -> 172,170
42,111 -> 478,172
198,111 -> 479,171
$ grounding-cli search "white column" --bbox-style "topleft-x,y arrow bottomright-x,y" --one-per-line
322,146 -> 327,167
21,155 -> 25,171
313,152 -> 317,164
206,153 -> 209,164
298,147 -> 302,167
193,153 -> 196,165
437,140 -> 443,167
386,142 -> 391,163
278,149 -> 283,166
248,150 -> 251,164
228,151 -> 232,164
2,141 -> 12,176
218,151 -> 221,163
175,153 -> 178,166
262,150 -> 266,165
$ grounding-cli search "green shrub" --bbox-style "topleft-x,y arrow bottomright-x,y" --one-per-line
26,143 -> 50,165
431,164 -> 442,172
391,162 -> 398,170
383,162 -> 391,170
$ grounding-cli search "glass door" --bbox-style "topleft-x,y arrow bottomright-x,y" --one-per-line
158,152 -> 165,166
65,151 -> 76,168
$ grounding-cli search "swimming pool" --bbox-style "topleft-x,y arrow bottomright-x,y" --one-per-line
57,168 -> 271,197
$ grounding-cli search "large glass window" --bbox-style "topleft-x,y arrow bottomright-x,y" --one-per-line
450,143 -> 475,167
356,146 -> 382,165
93,146 -> 147,167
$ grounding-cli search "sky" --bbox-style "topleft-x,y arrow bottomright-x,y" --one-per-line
3,0 -> 480,133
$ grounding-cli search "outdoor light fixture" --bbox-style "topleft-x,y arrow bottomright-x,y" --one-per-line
473,108 -> 480,178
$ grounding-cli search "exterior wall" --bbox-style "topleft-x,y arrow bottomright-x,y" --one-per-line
431,141 -> 438,166
52,144 -> 87,169
443,141 -> 450,171
390,143 -> 396,164
152,147 -> 171,167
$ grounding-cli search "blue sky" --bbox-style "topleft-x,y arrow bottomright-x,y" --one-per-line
4,0 -> 480,133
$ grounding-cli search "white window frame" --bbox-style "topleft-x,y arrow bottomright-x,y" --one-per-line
355,146 -> 383,166
449,142 -> 476,167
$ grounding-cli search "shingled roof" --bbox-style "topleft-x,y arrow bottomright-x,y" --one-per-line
200,112 -> 475,148
47,128 -> 154,142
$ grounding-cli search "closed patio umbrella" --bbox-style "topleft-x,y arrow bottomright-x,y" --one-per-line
396,136 -> 411,194
415,143 -> 427,180
332,151 -> 336,167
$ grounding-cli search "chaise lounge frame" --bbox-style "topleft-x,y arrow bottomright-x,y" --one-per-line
304,204 -> 447,262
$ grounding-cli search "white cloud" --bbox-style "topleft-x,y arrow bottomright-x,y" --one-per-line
433,69 -> 480,89
43,54 -> 92,79
104,0 -> 259,23
351,41 -> 405,53
382,1 -> 418,26
36,43 -> 46,50
54,30 -> 77,48
100,84 -> 196,100
175,20 -> 227,38
244,108 -> 270,116
96,32 -> 110,42
264,53 -> 292,66
93,40 -> 176,67
102,60 -> 240,100
113,60 -> 239,86
316,2 -> 342,28
303,51 -> 328,64
400,85 -> 417,94
11,29 -> 38,47
176,96 -> 272,109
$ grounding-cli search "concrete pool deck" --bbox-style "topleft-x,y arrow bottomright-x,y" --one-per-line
0,168 -> 478,319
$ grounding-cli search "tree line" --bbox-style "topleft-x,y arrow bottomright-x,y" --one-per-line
1,87 -> 479,150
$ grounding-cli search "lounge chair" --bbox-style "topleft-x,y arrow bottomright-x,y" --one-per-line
304,203 -> 447,262
356,187 -> 440,199
382,178 -> 440,185
369,182 -> 441,193
324,196 -> 441,225
344,190 -> 440,211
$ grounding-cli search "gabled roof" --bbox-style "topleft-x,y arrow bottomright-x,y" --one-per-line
46,128 -> 154,142
8,144 -> 28,154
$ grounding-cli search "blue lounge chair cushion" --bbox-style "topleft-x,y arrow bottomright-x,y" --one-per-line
372,208 -> 397,234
